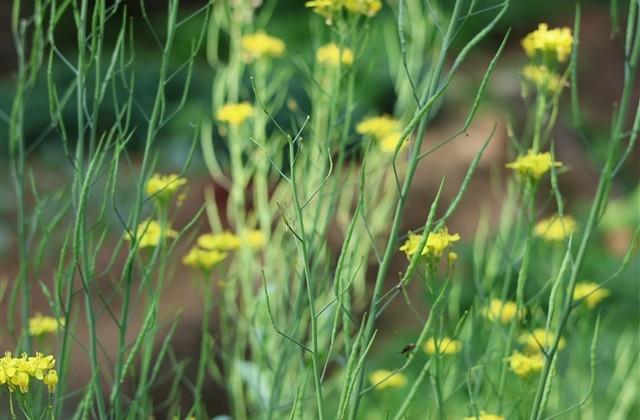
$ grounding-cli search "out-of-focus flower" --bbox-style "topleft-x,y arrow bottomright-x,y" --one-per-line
573,281 -> 610,309
215,102 -> 254,126
508,350 -> 544,378
482,298 -> 520,325
241,31 -> 285,62
305,0 -> 382,25
182,247 -> 226,271
522,23 -> 573,62
534,215 -> 577,242
368,369 -> 407,389
356,115 -> 400,139
126,220 -> 177,248
379,131 -> 407,153
400,228 -> 461,260
463,411 -> 505,420
316,43 -> 354,67
198,232 -> 242,251
146,174 -> 187,204
29,314 -> 64,337
241,229 -> 265,249
522,65 -> 566,93
506,150 -> 561,179
519,328 -> 566,353
423,336 -> 462,356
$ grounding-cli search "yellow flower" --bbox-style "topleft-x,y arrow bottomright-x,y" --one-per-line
43,369 -> 58,393
29,314 -> 64,336
146,173 -> 187,203
305,0 -> 382,24
506,150 -> 561,179
0,352 -> 58,394
126,219 -> 177,248
423,336 -> 462,356
400,228 -> 461,259
368,369 -> 407,389
27,353 -> 55,380
241,31 -> 285,62
447,251 -> 459,264
522,64 -> 565,93
197,231 -> 242,251
522,23 -> 573,62
534,215 -> 577,242
343,0 -> 383,16
215,102 -> 254,126
508,351 -> 544,378
463,411 -> 505,420
573,281 -> 610,309
519,328 -> 566,353
379,131 -> 407,153
241,229 -> 265,249
356,115 -> 400,140
482,299 -> 520,325
182,247 -> 226,271
316,43 -> 354,67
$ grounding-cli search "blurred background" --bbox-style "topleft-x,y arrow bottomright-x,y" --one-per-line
0,0 -> 638,416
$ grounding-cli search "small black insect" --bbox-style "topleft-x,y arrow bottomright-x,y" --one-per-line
400,343 -> 416,356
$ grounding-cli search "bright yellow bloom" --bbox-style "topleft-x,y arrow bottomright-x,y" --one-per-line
368,369 -> 407,389
573,281 -> 610,309
241,229 -> 265,249
423,336 -> 462,356
241,31 -> 285,62
400,228 -> 461,259
197,231 -> 242,251
316,43 -> 354,67
146,173 -> 187,203
482,298 -> 520,325
0,352 -> 57,394
522,23 -> 573,62
182,247 -> 227,271
43,369 -> 58,393
519,328 -> 566,353
126,220 -> 177,248
506,150 -> 561,179
522,64 -> 565,93
508,351 -> 544,378
534,215 -> 577,242
356,115 -> 400,140
463,411 -> 505,420
215,102 -> 254,126
379,131 -> 407,153
29,314 -> 64,336
305,0 -> 382,25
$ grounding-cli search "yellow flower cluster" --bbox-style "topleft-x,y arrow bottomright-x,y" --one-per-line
522,64 -> 565,93
522,23 -> 573,63
356,115 -> 408,153
481,298 -> 520,325
29,314 -> 64,337
215,102 -> 254,126
241,31 -> 286,62
184,230 -> 265,271
463,412 -> 505,420
507,351 -> 544,378
519,328 -> 566,354
400,228 -> 461,260
573,281 -> 610,309
305,0 -> 382,25
0,352 -> 58,394
368,369 -> 407,389
146,173 -> 187,204
506,150 -> 562,179
316,43 -> 354,67
423,336 -> 462,356
126,220 -> 177,248
534,215 -> 577,242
